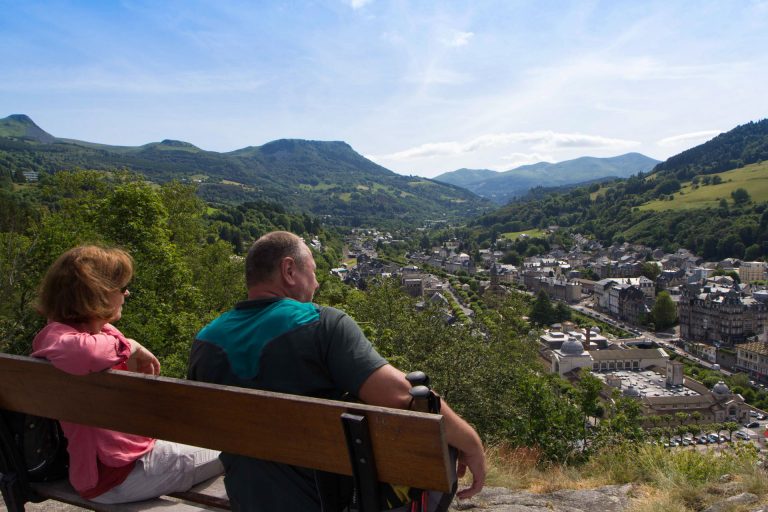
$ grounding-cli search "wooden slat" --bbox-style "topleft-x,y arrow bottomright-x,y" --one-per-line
169,476 -> 229,509
30,480 -> 225,511
0,354 -> 452,491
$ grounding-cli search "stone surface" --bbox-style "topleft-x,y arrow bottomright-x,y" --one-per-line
701,492 -> 759,512
451,484 -> 634,512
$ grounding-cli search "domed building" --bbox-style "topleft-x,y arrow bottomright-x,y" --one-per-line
551,336 -> 592,375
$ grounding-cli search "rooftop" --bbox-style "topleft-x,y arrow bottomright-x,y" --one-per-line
739,341 -> 768,356
593,369 -> 701,399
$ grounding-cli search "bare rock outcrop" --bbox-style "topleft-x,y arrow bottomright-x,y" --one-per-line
451,484 -> 634,512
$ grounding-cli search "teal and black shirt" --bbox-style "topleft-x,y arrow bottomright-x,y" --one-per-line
187,297 -> 387,511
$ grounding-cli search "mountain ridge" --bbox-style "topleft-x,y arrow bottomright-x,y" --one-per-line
434,152 -> 659,204
469,118 -> 768,261
0,114 -> 490,227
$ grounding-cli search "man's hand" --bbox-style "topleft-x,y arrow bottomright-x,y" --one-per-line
126,339 -> 161,375
455,444 -> 486,499
358,364 -> 487,498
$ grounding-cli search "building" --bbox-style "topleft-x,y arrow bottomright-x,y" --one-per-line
740,261 -> 768,284
595,362 -> 749,424
735,341 -> 768,382
549,336 -> 668,376
678,284 -> 768,345
525,275 -> 582,303
595,277 -> 654,310
686,342 -> 718,363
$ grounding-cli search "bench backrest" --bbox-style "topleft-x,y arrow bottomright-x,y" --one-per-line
0,353 -> 453,492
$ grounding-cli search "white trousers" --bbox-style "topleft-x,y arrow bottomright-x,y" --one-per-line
91,441 -> 223,504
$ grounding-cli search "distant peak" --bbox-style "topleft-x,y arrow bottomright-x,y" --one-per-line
8,114 -> 35,124
0,114 -> 56,143
159,139 -> 197,148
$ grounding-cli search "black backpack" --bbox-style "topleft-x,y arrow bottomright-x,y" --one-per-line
0,410 -> 69,483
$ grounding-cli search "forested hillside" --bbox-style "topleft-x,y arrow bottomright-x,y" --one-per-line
652,119 -> 768,179
471,119 -> 768,259
0,170 -> 342,375
0,115 -> 490,227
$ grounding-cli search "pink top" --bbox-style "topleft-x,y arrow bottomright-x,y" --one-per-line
31,322 -> 156,495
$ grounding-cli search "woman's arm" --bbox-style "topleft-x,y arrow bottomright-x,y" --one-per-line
124,338 -> 161,375
31,323 -> 133,375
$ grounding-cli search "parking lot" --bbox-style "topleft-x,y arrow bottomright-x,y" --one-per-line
659,416 -> 767,452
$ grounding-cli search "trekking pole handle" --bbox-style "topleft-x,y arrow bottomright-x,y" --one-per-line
409,385 -> 431,413
405,371 -> 429,388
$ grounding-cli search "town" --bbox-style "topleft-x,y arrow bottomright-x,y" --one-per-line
335,227 -> 768,449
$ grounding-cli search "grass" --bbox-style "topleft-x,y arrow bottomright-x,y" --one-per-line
298,182 -> 336,191
639,161 -> 768,211
408,180 -> 438,187
478,441 -> 767,512
501,229 -> 547,240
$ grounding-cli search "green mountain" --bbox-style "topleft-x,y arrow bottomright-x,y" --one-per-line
0,115 -> 490,226
471,119 -> 768,261
434,153 -> 659,204
432,168 -> 498,188
0,114 -> 56,143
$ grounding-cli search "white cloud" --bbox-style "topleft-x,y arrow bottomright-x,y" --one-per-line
656,130 -> 723,147
443,31 -> 474,47
372,131 -> 639,161
500,152 -> 553,168
404,67 -> 471,86
348,0 -> 373,9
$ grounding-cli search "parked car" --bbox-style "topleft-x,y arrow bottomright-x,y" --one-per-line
696,436 -> 708,445
735,431 -> 750,440
745,421 -> 760,429
750,410 -> 760,417
707,433 -> 720,443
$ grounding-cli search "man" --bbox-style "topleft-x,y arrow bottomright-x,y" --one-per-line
188,231 -> 485,510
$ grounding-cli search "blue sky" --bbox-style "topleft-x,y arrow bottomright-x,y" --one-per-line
2,1 -> 767,178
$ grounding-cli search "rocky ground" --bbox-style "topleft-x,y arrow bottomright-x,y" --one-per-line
2,484 -> 767,511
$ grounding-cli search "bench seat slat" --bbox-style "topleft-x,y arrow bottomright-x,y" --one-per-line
31,478 -> 227,511
0,354 -> 452,492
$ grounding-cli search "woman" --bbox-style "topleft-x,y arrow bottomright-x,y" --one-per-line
32,245 -> 222,503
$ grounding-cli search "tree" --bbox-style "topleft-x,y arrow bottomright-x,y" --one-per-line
675,425 -> 688,444
724,421 -> 740,442
554,301 -> 572,322
650,291 -> 677,330
745,244 -> 761,261
576,369 -> 603,423
529,290 -> 556,326
640,261 -> 661,282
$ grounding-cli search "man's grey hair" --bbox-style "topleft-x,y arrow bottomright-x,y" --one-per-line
245,231 -> 306,287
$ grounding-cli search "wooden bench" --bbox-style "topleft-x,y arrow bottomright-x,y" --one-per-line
0,353 -> 455,511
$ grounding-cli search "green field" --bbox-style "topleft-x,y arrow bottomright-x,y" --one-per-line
298,182 -> 336,191
639,161 -> 768,211
501,229 -> 546,240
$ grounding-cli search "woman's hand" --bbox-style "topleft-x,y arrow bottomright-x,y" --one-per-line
126,339 -> 161,375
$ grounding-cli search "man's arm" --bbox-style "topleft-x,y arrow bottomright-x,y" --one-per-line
358,364 -> 486,499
